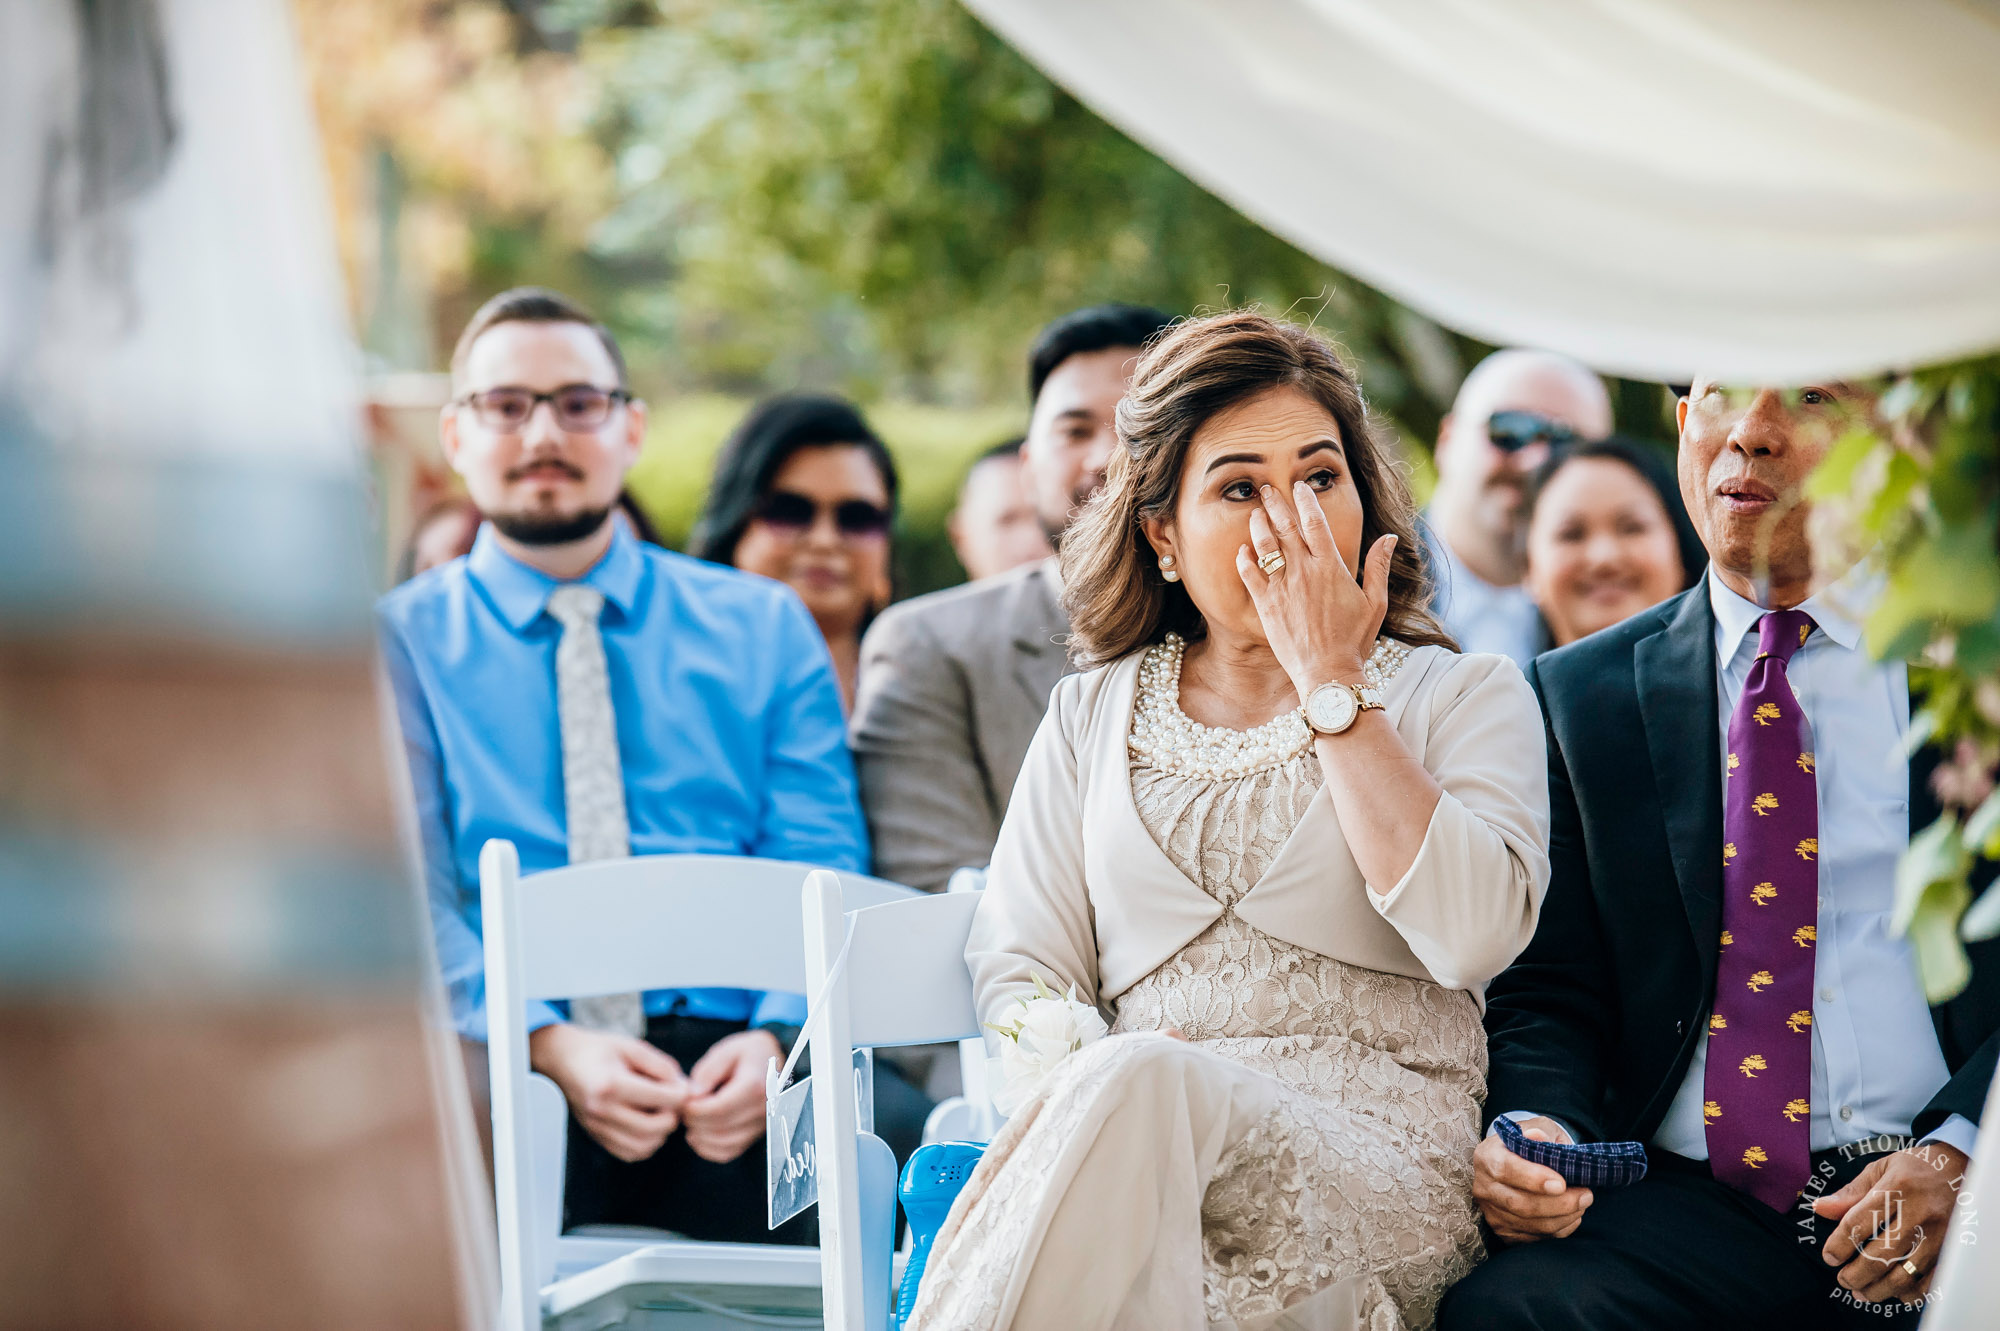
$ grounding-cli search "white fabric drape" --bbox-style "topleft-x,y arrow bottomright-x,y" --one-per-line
960,0 -> 2000,382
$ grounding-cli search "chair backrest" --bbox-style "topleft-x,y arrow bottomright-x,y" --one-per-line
802,870 -> 982,1331
479,842 -> 917,1331
942,868 -> 998,1143
504,851 -> 916,1001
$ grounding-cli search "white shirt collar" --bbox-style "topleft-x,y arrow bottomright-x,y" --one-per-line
1706,563 -> 1875,664
1041,552 -> 1064,596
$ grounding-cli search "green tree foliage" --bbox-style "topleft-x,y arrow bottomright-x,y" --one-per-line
1808,358 -> 2000,999
554,0 -> 1500,442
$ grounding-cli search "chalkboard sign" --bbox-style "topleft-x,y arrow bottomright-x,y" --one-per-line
767,1049 -> 875,1230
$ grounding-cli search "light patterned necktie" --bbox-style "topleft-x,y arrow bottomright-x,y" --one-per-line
546,584 -> 645,1037
1705,609 -> 1819,1212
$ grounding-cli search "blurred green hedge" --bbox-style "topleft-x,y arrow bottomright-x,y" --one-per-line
624,394 -> 1024,600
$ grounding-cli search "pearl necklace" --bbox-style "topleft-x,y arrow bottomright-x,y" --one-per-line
1128,632 -> 1413,779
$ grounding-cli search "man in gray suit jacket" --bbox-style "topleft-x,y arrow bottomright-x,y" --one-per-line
852,304 -> 1174,892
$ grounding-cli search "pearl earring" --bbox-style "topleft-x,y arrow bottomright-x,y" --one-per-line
1160,555 -> 1180,583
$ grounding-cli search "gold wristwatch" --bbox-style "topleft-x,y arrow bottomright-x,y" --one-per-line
1303,680 -> 1384,735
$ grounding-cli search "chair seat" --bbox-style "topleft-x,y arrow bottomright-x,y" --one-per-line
545,1240 -> 825,1327
544,1240 -> 912,1329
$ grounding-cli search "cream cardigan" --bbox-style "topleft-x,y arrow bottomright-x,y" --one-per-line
966,644 -> 1552,1030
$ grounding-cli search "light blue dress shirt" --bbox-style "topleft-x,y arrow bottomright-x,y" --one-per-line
1421,520 -> 1543,669
378,522 -> 870,1041
1503,568 -> 1977,1162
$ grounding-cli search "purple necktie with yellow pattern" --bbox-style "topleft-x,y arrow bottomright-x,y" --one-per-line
1705,608 -> 1819,1213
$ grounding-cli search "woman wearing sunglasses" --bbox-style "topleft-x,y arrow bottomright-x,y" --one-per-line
692,394 -> 899,713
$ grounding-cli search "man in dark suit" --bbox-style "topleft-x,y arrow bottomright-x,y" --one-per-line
1439,382 -> 1997,1330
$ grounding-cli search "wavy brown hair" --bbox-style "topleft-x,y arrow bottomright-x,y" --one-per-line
1062,309 -> 1454,667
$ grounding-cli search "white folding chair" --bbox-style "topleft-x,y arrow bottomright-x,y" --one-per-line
800,869 -> 984,1331
918,867 -> 1000,1146
480,841 -> 917,1331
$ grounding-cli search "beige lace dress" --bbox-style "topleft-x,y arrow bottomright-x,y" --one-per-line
907,639 -> 1489,1331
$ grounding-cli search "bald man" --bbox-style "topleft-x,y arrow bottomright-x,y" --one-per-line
1425,350 -> 1614,665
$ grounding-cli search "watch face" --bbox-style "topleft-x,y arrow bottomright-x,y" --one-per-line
1307,683 -> 1357,733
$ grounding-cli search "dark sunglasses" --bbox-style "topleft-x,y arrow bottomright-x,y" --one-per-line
1487,410 -> 1583,454
458,384 -> 630,433
754,490 -> 892,538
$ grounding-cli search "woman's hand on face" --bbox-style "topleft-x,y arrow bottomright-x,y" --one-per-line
1236,479 -> 1395,697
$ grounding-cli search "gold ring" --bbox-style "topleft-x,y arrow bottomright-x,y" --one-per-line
1257,550 -> 1286,576
1903,1259 -> 1922,1279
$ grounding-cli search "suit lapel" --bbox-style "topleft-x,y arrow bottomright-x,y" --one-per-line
1009,563 -> 1071,712
1635,589 -> 1725,978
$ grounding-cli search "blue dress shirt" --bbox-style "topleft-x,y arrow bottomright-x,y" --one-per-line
378,522 -> 869,1041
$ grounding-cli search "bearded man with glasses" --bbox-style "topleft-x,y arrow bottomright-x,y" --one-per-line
377,288 -> 870,1243
1423,349 -> 1614,666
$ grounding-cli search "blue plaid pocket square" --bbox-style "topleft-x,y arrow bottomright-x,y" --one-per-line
1493,1115 -> 1648,1189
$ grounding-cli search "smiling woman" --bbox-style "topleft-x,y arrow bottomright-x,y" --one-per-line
1523,438 -> 1704,649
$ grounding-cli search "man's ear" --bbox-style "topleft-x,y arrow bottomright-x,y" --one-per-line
621,397 -> 649,468
1434,411 -> 1454,464
439,404 -> 464,475
1675,395 -> 1689,434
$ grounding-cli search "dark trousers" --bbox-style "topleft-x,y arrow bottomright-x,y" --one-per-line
1437,1147 -> 1931,1331
563,1014 -> 933,1246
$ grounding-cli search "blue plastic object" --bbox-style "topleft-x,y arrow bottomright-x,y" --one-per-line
895,1142 -> 986,1327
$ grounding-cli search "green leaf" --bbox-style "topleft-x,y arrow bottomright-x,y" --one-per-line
1953,619 -> 2000,678
1866,525 -> 2000,656
1804,428 -> 1880,501
1895,814 -> 1974,1002
1963,785 -> 2000,858
1908,884 -> 1974,1003
1963,883 -> 2000,943
1895,813 -> 1966,930
1899,707 -> 1941,760
1861,450 -> 1923,533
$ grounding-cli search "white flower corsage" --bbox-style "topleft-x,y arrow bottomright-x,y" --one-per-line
985,974 -> 1110,1115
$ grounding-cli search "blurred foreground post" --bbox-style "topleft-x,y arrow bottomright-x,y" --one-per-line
0,2 -> 485,1327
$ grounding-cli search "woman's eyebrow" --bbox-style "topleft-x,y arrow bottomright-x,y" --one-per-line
1203,451 -> 1262,475
1203,437 -> 1343,476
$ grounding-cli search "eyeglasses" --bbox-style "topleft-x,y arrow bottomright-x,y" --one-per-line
753,490 -> 892,539
457,384 -> 630,433
1487,410 -> 1583,454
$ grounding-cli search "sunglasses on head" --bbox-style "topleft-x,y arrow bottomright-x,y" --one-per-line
1487,410 -> 1583,454
754,490 -> 892,538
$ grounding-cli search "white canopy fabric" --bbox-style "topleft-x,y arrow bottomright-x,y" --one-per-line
961,0 -> 2000,383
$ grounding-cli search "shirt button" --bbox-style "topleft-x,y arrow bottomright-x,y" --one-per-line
1839,1105 -> 1854,1121
1819,987 -> 1836,1003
